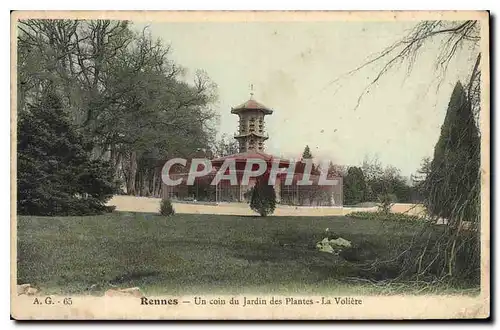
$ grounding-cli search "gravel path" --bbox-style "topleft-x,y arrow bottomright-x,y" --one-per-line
108,195 -> 425,217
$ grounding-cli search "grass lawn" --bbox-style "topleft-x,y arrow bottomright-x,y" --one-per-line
17,212 -> 471,296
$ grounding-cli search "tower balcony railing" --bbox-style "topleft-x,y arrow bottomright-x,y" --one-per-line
234,131 -> 269,139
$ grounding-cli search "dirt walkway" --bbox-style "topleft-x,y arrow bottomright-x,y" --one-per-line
108,195 -> 426,217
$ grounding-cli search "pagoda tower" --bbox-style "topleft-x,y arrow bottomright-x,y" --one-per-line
231,92 -> 273,153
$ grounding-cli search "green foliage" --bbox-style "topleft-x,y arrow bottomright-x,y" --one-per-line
377,193 -> 397,214
400,81 -> 481,286
336,22 -> 481,287
343,159 -> 414,205
327,162 -> 346,177
250,175 -> 276,217
349,211 -> 425,223
411,157 -> 432,201
361,157 -> 414,203
301,145 -> 313,159
343,166 -> 367,205
425,81 -> 480,223
159,198 -> 175,216
17,20 -> 219,198
213,133 -> 239,157
17,89 -> 116,216
298,145 -> 323,176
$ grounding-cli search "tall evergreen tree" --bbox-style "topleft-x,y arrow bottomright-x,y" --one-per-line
425,81 -> 480,222
343,166 -> 367,205
301,145 -> 313,159
17,88 -> 116,216
299,145 -> 322,175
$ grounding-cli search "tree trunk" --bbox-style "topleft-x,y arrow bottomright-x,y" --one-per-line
141,171 -> 151,197
155,167 -> 163,197
110,145 -> 122,181
126,151 -> 137,195
152,169 -> 157,197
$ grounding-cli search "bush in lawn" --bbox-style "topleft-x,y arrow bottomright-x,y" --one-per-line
349,211 -> 425,223
377,193 -> 397,214
159,198 -> 175,216
17,87 -> 116,216
250,174 -> 276,217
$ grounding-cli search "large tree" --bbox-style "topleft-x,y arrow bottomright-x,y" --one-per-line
425,81 -> 480,223
17,88 -> 116,216
343,167 -> 367,205
343,21 -> 482,283
17,20 -> 219,198
212,133 -> 239,158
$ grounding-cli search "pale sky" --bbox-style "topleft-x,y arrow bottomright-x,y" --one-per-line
132,21 -> 478,177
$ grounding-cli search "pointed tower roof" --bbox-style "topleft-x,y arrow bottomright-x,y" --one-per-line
231,99 -> 273,115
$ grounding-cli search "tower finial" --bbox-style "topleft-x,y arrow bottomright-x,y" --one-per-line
250,83 -> 254,99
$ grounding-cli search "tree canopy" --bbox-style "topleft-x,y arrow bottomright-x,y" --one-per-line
18,20 -> 219,198
343,167 -> 367,205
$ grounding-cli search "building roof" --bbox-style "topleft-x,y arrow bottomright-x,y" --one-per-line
231,99 -> 273,115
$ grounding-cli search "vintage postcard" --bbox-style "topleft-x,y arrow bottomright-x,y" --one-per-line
11,11 -> 490,320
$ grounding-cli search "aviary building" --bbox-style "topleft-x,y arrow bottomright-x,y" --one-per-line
162,94 -> 343,206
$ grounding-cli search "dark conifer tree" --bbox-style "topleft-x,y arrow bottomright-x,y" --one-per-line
250,173 -> 276,217
301,145 -> 313,160
343,166 -> 367,205
425,81 -> 480,222
17,88 -> 116,215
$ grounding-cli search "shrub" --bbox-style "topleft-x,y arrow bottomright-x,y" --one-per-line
105,205 -> 117,213
349,211 -> 424,223
159,198 -> 175,216
250,174 -> 276,217
377,193 -> 397,214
